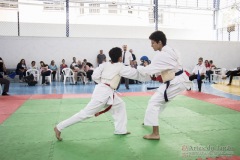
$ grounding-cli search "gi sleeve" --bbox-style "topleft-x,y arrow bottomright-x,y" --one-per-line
92,63 -> 105,83
119,66 -> 151,82
137,52 -> 177,76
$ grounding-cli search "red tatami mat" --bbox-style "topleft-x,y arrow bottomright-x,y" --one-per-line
29,94 -> 63,99
0,99 -> 26,124
182,91 -> 240,112
0,95 -> 31,100
62,94 -> 92,99
197,155 -> 240,160
120,91 -> 153,97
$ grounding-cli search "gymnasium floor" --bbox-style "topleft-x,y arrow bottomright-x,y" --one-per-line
0,80 -> 240,160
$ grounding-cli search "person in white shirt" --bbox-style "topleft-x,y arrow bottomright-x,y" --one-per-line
70,57 -> 79,84
137,31 -> 191,140
28,61 -> 38,70
27,61 -> 39,81
70,57 -> 77,69
189,57 -> 206,92
49,60 -> 58,81
122,45 -> 133,89
27,61 -> 38,75
54,47 -> 148,141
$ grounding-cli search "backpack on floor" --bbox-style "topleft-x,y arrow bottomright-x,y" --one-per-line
24,74 -> 37,86
28,81 -> 38,86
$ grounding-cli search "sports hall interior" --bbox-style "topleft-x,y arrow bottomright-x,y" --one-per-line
0,0 -> 240,160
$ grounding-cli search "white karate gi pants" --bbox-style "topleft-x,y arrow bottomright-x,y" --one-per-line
56,94 -> 128,134
144,82 -> 186,126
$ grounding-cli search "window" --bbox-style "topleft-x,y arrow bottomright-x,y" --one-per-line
79,3 -> 84,14
0,0 -> 18,9
43,1 -> 64,11
128,6 -> 133,14
89,3 -> 100,14
148,7 -> 154,23
108,4 -> 117,14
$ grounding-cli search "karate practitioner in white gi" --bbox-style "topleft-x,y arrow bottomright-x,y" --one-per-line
138,31 -> 192,140
54,47 -> 148,141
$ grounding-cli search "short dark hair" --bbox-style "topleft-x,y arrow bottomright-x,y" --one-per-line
149,31 -> 167,46
109,47 -> 122,63
209,60 -> 213,63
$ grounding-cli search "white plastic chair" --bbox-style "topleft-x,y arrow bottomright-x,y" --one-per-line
39,70 -> 52,84
218,68 -> 227,84
0,72 -> 4,94
211,68 -> 222,83
51,70 -> 58,81
57,70 -> 61,81
45,71 -> 52,84
0,84 -> 2,95
62,68 -> 75,84
211,68 -> 228,84
77,71 -> 88,84
26,69 -> 40,82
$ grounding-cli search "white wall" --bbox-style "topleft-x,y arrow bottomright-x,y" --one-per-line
0,36 -> 239,71
0,23 -> 216,40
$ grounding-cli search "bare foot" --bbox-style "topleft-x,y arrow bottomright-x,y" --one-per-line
143,134 -> 160,140
54,127 -> 62,141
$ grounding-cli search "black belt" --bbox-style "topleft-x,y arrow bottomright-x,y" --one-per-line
164,70 -> 183,102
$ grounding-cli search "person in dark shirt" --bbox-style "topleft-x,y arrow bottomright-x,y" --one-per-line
83,59 -> 94,82
16,59 -> 27,82
97,50 -> 106,66
0,72 -> 10,96
0,57 -> 7,75
40,61 -> 51,85
222,66 -> 240,85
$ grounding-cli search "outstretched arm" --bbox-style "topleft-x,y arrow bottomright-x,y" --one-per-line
119,65 -> 151,82
137,53 -> 177,76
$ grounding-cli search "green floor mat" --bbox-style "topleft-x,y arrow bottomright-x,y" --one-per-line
0,95 -> 239,160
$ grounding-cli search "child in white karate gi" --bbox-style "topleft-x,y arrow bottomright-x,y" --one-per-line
138,31 -> 192,140
54,47 -> 148,141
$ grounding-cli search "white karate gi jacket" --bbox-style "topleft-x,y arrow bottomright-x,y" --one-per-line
92,62 -> 149,105
137,45 -> 192,126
